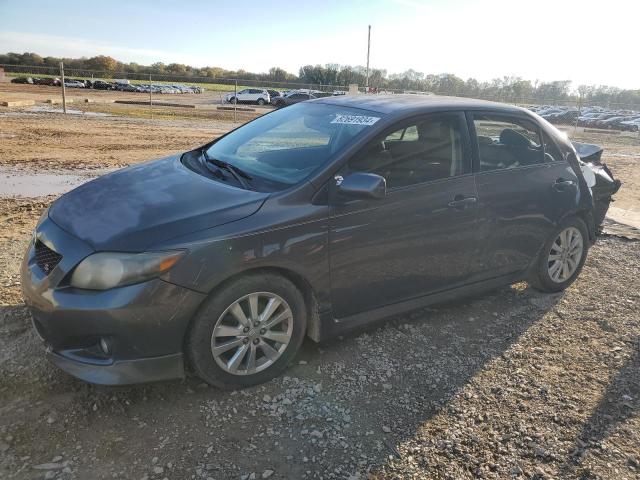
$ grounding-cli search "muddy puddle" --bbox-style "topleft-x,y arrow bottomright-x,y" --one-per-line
0,167 -> 113,197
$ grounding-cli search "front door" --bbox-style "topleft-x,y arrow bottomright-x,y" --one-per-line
328,112 -> 482,319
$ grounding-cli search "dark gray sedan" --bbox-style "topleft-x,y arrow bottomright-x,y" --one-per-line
22,95 -> 617,388
271,91 -> 317,108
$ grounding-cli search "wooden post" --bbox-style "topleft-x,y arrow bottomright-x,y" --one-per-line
365,25 -> 371,92
60,62 -> 67,114
149,73 -> 153,119
234,79 -> 237,123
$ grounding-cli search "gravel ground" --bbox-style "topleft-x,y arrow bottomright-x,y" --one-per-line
0,197 -> 638,480
1,100 -> 638,479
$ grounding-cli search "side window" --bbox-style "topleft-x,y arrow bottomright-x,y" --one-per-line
542,132 -> 564,163
473,114 -> 544,172
348,114 -> 467,189
385,125 -> 418,142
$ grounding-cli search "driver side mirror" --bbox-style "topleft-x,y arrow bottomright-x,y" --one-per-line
337,172 -> 387,200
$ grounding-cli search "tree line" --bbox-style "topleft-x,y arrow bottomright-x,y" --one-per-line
1,52 -> 638,107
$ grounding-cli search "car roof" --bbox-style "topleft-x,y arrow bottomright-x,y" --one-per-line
314,94 -> 528,116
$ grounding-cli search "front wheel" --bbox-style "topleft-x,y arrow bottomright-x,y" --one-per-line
186,273 -> 307,389
529,217 -> 589,293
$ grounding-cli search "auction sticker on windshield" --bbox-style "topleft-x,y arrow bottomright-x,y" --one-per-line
331,114 -> 380,126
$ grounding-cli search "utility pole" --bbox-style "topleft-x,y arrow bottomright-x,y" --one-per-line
365,25 -> 371,92
59,62 -> 67,114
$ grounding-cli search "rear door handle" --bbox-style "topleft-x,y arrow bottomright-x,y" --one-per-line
448,196 -> 478,209
553,178 -> 576,191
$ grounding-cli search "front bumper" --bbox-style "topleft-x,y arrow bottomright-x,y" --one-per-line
21,216 -> 206,385
46,350 -> 185,386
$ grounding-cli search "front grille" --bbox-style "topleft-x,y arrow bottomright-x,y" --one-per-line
35,240 -> 62,275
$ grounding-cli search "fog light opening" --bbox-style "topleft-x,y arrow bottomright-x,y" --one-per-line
99,338 -> 111,355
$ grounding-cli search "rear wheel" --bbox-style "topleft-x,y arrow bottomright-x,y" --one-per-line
257,98 -> 266,105
186,273 -> 307,389
529,217 -> 589,292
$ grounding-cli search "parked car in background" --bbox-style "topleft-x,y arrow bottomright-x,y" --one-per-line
22,95 -> 619,388
10,76 -> 34,84
64,80 -> 85,88
92,80 -> 114,90
578,113 -> 614,128
119,83 -> 140,92
619,118 -> 640,131
598,116 -> 627,129
535,105 -> 640,131
33,77 -> 61,86
267,89 -> 282,101
542,110 -> 579,124
225,88 -> 270,105
271,91 -> 317,108
590,114 -> 623,128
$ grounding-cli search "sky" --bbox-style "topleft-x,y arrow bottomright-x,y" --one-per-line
1,0 -> 639,90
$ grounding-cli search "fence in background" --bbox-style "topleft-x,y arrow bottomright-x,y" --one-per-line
0,63 -> 348,94
2,63 -> 639,131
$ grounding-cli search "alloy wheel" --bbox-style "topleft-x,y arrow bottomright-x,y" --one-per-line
211,292 -> 293,375
547,226 -> 584,283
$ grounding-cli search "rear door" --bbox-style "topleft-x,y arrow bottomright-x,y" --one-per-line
329,112 -> 482,318
468,112 -> 580,278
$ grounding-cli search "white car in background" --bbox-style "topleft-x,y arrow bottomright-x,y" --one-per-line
620,117 -> 640,131
225,88 -> 270,105
64,80 -> 85,88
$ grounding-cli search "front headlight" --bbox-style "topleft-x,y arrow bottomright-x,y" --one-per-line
70,251 -> 185,290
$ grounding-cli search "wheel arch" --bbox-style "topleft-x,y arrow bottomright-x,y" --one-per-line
560,208 -> 597,245
186,265 -> 322,347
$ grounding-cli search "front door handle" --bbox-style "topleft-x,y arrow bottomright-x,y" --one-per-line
448,196 -> 478,209
553,178 -> 576,191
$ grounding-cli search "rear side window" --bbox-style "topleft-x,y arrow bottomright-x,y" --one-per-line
348,113 -> 467,189
473,114 -> 544,171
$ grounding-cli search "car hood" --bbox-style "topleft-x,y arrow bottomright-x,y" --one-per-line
49,155 -> 269,251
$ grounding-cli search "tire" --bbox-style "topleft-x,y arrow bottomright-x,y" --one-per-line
257,98 -> 265,105
529,217 -> 589,293
186,273 -> 307,389
229,97 -> 237,104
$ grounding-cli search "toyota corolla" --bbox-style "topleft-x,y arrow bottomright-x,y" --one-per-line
22,95 -> 618,388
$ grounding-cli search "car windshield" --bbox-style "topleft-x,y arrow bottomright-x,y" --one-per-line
204,102 -> 381,189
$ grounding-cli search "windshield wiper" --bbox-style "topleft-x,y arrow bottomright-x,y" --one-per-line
201,149 -> 254,190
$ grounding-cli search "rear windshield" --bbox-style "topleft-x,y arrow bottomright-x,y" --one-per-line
204,103 -> 382,189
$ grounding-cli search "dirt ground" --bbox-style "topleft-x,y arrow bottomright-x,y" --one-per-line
0,108 -> 260,172
0,89 -> 639,479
